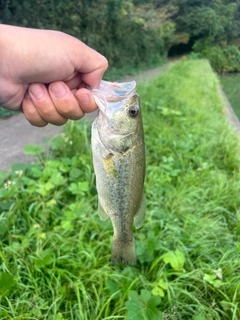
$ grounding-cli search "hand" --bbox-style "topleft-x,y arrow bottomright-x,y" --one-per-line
0,24 -> 108,127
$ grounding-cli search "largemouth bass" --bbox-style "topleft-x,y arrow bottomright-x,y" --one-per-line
91,80 -> 145,265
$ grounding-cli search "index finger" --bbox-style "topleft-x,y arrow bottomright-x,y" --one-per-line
72,41 -> 108,88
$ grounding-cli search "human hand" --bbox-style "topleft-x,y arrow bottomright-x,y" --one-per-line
0,24 -> 108,126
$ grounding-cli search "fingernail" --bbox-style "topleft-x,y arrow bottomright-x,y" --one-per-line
29,84 -> 45,100
50,83 -> 66,98
80,93 -> 90,105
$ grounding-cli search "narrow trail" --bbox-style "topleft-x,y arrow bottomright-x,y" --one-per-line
0,63 -> 172,171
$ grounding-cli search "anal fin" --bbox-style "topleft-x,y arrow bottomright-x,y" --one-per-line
98,201 -> 109,221
134,193 -> 146,229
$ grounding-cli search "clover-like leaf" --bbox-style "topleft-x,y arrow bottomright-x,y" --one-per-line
126,289 -> 162,320
162,249 -> 185,270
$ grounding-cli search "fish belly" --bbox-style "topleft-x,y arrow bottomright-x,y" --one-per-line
91,121 -> 145,265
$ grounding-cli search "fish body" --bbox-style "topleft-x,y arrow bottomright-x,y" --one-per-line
91,81 -> 145,265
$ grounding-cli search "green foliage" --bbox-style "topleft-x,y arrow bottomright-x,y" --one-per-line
1,0 -> 240,72
193,42 -> 240,73
220,72 -> 240,119
0,272 -> 15,297
161,249 -> 185,271
0,107 -> 19,119
0,0 -> 169,75
1,60 -> 240,318
125,290 -> 162,320
172,0 -> 238,43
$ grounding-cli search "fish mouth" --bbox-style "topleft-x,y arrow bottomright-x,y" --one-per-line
90,80 -> 136,102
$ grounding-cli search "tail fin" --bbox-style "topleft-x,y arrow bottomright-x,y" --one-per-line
111,238 -> 137,265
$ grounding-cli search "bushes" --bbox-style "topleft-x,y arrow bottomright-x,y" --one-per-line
192,39 -> 240,73
0,0 -> 168,75
207,45 -> 240,73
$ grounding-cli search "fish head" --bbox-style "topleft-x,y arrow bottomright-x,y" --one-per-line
92,81 -> 141,154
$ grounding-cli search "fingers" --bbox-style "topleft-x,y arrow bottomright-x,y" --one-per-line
22,94 -> 48,127
80,53 -> 108,88
48,82 -> 84,120
72,42 -> 108,88
75,87 -> 98,113
22,82 -> 98,126
27,83 -> 68,126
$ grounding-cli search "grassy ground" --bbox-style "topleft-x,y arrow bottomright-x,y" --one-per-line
0,107 -> 19,119
0,60 -> 240,319
220,73 -> 240,119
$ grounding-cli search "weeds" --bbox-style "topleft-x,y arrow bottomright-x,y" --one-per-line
0,60 -> 240,319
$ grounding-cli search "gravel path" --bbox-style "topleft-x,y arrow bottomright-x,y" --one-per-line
0,63 -> 172,171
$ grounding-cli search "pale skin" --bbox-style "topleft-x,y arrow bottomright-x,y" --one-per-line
0,24 -> 108,127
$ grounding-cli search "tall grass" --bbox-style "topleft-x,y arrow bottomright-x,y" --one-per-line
0,60 -> 240,319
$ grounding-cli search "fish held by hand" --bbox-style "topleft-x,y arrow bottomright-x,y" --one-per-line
91,80 -> 146,265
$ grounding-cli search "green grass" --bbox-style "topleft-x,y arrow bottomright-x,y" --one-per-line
0,60 -> 240,319
0,107 -> 19,119
220,73 -> 240,119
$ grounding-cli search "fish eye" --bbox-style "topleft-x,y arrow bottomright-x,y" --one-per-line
128,105 -> 139,118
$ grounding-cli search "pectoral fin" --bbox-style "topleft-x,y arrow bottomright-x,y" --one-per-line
98,201 -> 109,221
134,193 -> 146,229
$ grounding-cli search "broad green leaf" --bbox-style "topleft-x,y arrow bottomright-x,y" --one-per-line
48,313 -> 65,320
203,273 -> 216,283
24,144 -> 44,155
151,279 -> 168,297
0,200 -> 14,211
30,164 -> 44,178
158,279 -> 168,290
0,170 -> 7,186
106,279 -> 121,299
69,168 -> 82,179
0,272 -> 15,296
11,163 -> 29,172
30,249 -> 55,268
0,218 -> 8,237
137,231 -> 162,263
49,173 -> 66,186
203,273 -> 222,288
0,188 -> 7,199
46,199 -> 57,207
21,176 -> 36,186
220,300 -> 232,311
69,181 -> 89,194
162,249 -> 185,270
152,287 -> 165,297
36,181 -> 55,196
50,136 -> 66,151
126,290 -> 162,320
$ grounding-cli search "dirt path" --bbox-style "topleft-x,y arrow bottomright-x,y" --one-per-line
0,63 -> 173,171
121,63 -> 173,84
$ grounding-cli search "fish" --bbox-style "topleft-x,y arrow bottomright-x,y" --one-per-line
91,80 -> 146,265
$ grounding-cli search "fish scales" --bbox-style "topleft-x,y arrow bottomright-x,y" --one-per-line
91,80 -> 145,265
